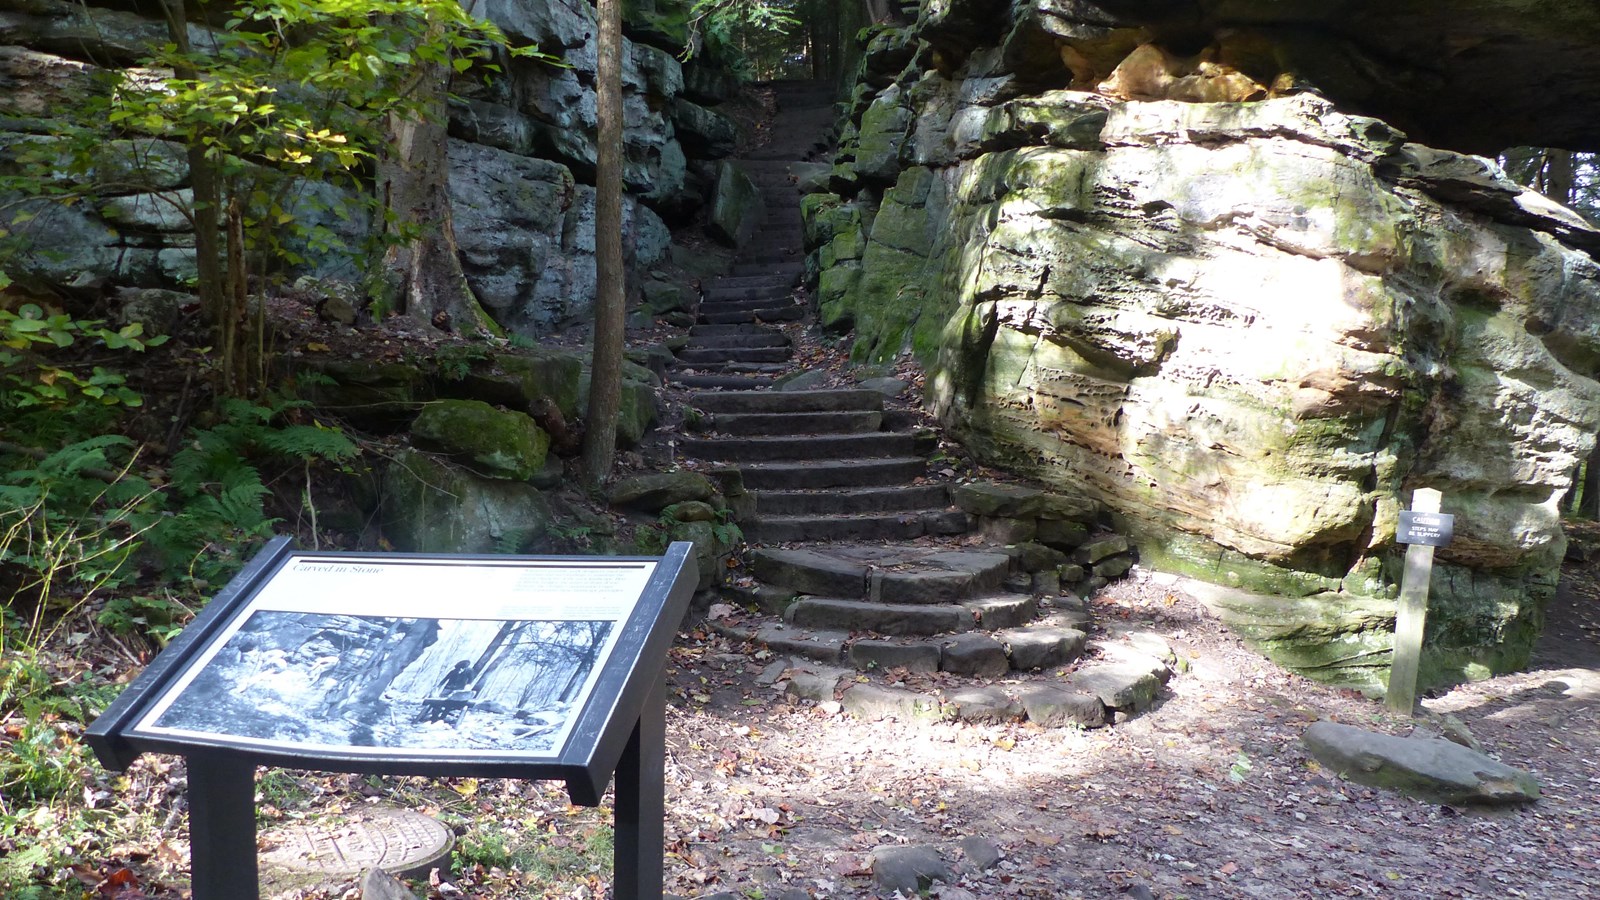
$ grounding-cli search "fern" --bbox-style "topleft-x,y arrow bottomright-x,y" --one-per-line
259,423 -> 357,463
149,394 -> 357,584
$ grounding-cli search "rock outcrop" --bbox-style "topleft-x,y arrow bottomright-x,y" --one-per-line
915,0 -> 1600,155
807,15 -> 1600,692
0,0 -> 736,337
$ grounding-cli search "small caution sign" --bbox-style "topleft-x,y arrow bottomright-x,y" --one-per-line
1398,510 -> 1454,547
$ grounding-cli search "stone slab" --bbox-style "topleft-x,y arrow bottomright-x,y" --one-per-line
943,686 -> 1023,722
840,683 -> 944,721
848,639 -> 942,672
1013,683 -> 1108,728
1302,721 -> 1540,805
789,597 -> 969,635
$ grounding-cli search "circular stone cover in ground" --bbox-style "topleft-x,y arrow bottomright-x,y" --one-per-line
260,806 -> 453,881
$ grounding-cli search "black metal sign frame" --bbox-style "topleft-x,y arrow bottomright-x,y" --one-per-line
86,537 -> 696,900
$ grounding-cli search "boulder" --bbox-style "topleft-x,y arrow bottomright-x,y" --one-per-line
1302,721 -> 1540,805
381,449 -> 553,553
409,400 -> 550,481
706,162 -> 763,248
671,99 -> 737,158
609,471 -> 716,512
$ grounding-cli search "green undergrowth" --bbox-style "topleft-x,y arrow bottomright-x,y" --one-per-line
1,303 -> 367,897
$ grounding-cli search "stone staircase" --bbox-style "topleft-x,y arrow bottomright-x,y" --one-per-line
667,83 -> 1176,729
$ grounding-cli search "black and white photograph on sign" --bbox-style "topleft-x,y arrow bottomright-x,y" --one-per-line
128,555 -> 656,757
148,614 -> 613,753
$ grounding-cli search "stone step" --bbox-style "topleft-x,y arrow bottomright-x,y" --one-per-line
703,626 -> 1112,726
676,346 -> 792,365
669,373 -> 779,390
746,144 -> 828,161
682,332 -> 791,350
699,296 -> 803,314
707,274 -> 798,292
731,262 -> 804,278
752,482 -> 949,511
678,361 -> 791,375
748,237 -> 804,252
739,251 -> 805,267
788,597 -> 972,635
752,546 -> 1011,601
846,619 -> 1086,670
691,389 -> 883,414
689,323 -> 786,337
733,157 -> 810,171
707,283 -> 793,301
744,509 -> 968,543
699,304 -> 806,325
739,456 -> 927,490
680,431 -> 930,462
706,410 -> 882,436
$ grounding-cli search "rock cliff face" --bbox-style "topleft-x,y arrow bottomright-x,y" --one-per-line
0,0 -> 732,336
914,0 -> 1600,154
810,16 -> 1600,692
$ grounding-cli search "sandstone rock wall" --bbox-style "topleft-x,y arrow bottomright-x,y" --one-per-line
0,0 -> 735,336
807,19 -> 1600,692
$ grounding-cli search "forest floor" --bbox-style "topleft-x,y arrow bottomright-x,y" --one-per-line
645,558 -> 1600,900
29,528 -> 1597,900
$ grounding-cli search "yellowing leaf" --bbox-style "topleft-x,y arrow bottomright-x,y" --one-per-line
306,342 -> 331,352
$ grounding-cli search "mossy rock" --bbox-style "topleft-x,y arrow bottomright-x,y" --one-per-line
381,449 -> 553,554
443,348 -> 584,420
410,399 -> 550,481
294,359 -> 430,432
609,471 -> 716,512
670,518 -> 740,591
577,371 -> 661,448
663,500 -> 718,523
708,161 -> 764,247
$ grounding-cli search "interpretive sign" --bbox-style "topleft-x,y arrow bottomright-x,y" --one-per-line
1397,510 -> 1455,547
87,537 -> 696,900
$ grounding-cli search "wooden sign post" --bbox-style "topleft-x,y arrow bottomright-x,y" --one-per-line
1387,488 -> 1454,715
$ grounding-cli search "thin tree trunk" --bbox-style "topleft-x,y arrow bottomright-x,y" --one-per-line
581,0 -> 627,489
158,0 -> 227,383
1582,444 -> 1600,519
378,41 -> 493,336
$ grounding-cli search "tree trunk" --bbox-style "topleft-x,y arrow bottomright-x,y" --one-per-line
581,0 -> 627,489
377,48 -> 495,336
158,0 -> 228,383
1582,443 -> 1600,519
1546,150 -> 1577,205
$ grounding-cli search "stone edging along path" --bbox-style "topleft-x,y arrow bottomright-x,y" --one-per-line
666,82 -> 1183,728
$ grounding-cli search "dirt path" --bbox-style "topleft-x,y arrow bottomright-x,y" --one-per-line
660,557 -> 1600,899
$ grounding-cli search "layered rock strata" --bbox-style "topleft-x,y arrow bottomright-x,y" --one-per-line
807,19 -> 1600,692
0,0 -> 738,336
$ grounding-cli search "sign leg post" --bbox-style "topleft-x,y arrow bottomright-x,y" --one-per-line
186,752 -> 260,900
613,678 -> 664,900
1388,488 -> 1443,716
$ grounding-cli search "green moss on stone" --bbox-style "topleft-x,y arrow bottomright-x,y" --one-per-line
410,399 -> 550,481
